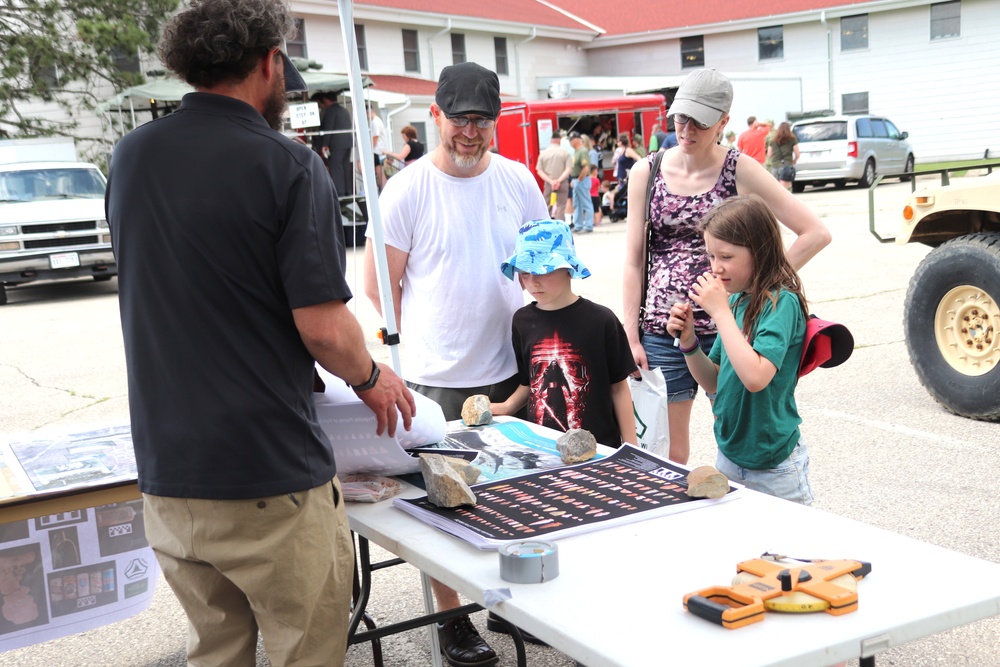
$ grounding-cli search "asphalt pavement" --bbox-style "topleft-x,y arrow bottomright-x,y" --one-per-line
2,178 -> 999,666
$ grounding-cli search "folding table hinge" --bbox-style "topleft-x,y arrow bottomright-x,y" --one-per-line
861,633 -> 891,658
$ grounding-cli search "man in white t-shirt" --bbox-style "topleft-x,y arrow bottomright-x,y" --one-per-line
363,62 -> 548,667
368,107 -> 390,189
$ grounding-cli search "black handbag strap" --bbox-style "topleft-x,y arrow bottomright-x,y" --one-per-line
639,149 -> 666,331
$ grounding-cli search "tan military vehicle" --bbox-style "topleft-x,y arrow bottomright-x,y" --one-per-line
872,168 -> 1000,420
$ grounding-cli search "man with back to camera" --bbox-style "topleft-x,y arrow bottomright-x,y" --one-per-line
312,90 -> 354,197
738,115 -> 770,164
105,0 -> 415,664
536,132 -> 573,221
363,61 -> 549,667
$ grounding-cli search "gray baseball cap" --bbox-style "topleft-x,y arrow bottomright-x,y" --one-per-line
668,69 -> 733,127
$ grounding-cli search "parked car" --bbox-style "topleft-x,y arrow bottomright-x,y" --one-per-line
0,160 -> 115,305
791,115 -> 914,192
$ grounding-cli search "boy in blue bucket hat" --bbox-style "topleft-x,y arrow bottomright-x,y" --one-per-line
494,219 -> 638,447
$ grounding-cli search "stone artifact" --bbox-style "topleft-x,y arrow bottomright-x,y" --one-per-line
420,454 -> 477,507
441,455 -> 481,486
686,465 -> 730,499
556,428 -> 597,464
461,394 -> 492,426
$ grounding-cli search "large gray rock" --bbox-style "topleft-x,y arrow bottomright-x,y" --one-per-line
420,454 -> 477,507
557,428 -> 597,464
461,394 -> 493,426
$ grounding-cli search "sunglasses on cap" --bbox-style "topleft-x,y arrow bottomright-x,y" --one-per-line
672,113 -> 713,131
446,116 -> 495,129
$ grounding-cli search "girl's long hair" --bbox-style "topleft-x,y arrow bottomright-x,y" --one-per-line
700,194 -> 808,341
773,122 -> 794,146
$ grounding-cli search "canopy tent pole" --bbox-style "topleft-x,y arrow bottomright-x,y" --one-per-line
337,0 -> 402,376
336,3 -> 441,664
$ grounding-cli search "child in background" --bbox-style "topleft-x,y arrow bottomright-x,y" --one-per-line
667,195 -> 812,504
492,219 -> 638,448
600,180 -> 614,219
590,167 -> 602,226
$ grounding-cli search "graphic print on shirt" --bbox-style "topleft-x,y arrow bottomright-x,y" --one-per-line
528,333 -> 589,432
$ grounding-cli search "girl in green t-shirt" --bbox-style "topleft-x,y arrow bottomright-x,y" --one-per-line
667,194 -> 813,505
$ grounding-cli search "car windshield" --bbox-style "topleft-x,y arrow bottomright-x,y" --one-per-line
0,168 -> 106,203
793,122 -> 847,143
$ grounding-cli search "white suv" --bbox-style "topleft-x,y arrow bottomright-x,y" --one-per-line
791,115 -> 914,193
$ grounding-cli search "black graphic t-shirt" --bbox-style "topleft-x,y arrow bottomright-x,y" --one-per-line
511,297 -> 637,447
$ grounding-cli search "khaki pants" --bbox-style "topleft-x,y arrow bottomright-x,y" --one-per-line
144,478 -> 354,667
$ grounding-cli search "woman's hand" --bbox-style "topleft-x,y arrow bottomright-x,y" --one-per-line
688,271 -> 730,319
630,340 -> 649,371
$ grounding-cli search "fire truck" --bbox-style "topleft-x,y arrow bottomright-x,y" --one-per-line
493,94 -> 667,189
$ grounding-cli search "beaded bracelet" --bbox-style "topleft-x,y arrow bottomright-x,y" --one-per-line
678,336 -> 700,355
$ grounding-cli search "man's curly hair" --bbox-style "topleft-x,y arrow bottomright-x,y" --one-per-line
158,0 -> 295,89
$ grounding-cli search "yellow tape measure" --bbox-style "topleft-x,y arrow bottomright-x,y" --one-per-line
731,571 -> 859,613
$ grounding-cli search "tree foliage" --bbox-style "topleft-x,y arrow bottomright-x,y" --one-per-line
0,0 -> 179,138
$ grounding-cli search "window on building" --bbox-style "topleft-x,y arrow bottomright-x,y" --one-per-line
495,37 -> 509,75
355,24 -> 368,71
758,26 -> 784,60
403,29 -> 420,73
681,36 -> 704,69
111,46 -> 141,74
841,14 -> 869,51
31,61 -> 58,89
287,18 -> 306,58
452,33 -> 466,65
411,122 -> 427,146
842,92 -> 869,115
931,1 -> 961,40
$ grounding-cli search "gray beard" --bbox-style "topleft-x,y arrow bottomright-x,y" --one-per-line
448,144 -> 486,169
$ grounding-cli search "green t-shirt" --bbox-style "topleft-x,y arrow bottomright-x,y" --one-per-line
708,290 -> 806,470
571,147 -> 590,178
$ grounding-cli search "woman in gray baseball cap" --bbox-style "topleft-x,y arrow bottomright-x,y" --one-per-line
621,68 -> 832,466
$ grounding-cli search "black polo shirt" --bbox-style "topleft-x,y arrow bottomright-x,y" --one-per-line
106,93 -> 351,499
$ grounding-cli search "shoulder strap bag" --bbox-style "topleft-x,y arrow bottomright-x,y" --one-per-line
639,149 -> 666,333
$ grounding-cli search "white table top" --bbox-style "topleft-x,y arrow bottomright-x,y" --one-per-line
348,481 -> 1000,667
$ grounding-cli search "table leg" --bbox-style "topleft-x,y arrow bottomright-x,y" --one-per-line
422,572 -> 443,667
349,533 -> 384,667
347,533 -> 527,667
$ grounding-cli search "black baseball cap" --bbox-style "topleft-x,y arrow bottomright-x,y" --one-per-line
435,62 -> 501,119
280,44 -> 308,93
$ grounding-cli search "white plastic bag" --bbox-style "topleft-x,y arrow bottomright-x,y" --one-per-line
627,367 -> 670,459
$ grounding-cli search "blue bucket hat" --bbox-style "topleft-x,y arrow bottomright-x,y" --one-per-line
501,219 -> 591,280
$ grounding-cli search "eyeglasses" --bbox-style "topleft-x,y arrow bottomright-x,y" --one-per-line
447,116 -> 495,129
672,114 -> 713,131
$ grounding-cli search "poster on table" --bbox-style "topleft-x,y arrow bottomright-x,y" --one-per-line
0,425 -> 157,652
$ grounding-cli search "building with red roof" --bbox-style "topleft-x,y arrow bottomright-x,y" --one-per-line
290,0 -> 997,163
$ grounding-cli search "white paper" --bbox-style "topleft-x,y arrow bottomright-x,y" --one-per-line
315,368 -> 446,477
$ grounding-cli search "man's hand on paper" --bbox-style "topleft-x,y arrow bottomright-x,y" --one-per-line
355,363 -> 416,437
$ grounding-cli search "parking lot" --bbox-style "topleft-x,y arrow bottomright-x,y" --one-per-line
2,179 -> 999,666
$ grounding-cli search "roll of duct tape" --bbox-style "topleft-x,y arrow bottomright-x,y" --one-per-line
499,541 -> 559,583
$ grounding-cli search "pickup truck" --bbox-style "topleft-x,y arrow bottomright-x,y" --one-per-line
0,161 -> 115,305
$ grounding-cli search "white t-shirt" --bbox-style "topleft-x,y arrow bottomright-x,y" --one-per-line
370,114 -> 389,156
373,153 -> 549,387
